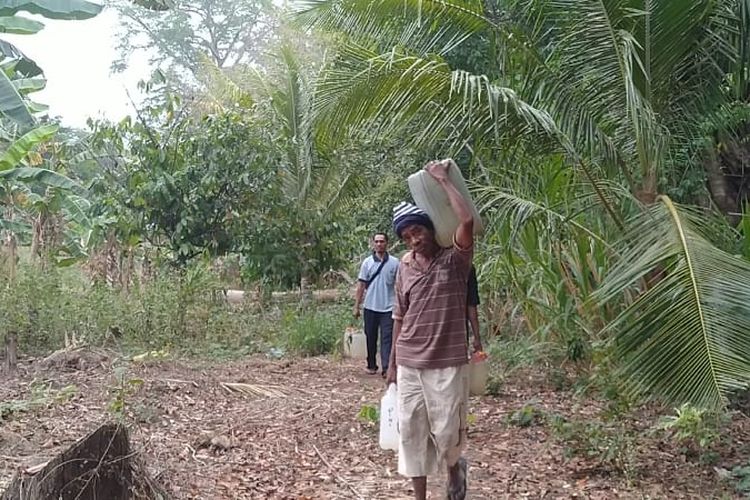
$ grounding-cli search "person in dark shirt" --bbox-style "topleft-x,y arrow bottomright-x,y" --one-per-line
467,265 -> 482,353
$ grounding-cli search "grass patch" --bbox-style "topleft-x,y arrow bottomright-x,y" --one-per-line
0,263 -> 352,361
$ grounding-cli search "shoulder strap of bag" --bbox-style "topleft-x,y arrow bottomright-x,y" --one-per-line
364,254 -> 389,287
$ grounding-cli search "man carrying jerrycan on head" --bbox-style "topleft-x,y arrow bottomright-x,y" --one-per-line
385,158 -> 479,500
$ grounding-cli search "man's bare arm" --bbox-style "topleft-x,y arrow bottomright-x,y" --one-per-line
386,319 -> 402,384
468,305 -> 482,352
426,160 -> 474,250
353,281 -> 365,317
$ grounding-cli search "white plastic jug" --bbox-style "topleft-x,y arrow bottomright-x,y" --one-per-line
407,160 -> 483,248
343,327 -> 367,359
379,384 -> 399,451
469,359 -> 489,396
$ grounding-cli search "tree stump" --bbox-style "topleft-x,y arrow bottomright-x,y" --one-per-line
3,331 -> 17,374
1,423 -> 132,500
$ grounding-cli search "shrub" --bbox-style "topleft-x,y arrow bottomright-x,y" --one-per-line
281,305 -> 347,356
509,402 -> 546,427
550,416 -> 637,476
658,403 -> 725,462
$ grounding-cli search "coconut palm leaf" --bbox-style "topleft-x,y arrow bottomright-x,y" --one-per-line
508,0 -> 732,182
195,53 -> 254,112
475,185 -> 609,248
316,44 -> 559,151
595,196 -> 750,408
297,0 -> 491,56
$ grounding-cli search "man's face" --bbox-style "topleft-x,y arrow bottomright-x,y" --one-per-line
400,225 -> 434,254
372,234 -> 388,253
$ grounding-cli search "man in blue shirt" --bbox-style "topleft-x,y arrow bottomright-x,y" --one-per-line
353,232 -> 400,376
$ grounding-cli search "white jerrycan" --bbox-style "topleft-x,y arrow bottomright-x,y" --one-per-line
379,384 -> 399,451
407,159 -> 483,248
343,327 -> 367,359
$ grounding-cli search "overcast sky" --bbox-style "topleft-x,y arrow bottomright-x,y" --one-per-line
4,7 -> 151,129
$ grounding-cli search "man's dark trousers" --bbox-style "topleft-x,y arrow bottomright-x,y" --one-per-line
363,309 -> 393,373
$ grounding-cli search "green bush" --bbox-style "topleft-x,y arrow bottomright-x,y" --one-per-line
550,416 -> 637,476
0,260 -> 357,360
281,305 -> 347,356
658,403 -> 725,462
0,262 -> 281,357
509,402 -> 546,427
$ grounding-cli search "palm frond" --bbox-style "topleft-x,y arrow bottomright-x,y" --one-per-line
194,53 -> 254,112
504,0 -> 734,184
296,0 -> 491,57
595,196 -> 750,408
315,45 -> 558,150
474,184 -> 609,248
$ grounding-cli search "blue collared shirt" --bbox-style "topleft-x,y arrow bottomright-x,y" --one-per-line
358,253 -> 400,312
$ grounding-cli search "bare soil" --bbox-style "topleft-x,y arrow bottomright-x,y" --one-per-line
1,350 -> 747,499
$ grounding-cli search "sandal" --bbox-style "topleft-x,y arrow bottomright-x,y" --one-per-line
446,457 -> 468,500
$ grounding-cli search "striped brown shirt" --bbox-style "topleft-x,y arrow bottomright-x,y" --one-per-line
392,239 -> 473,369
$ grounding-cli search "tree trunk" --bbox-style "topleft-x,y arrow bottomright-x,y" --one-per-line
1,423 -> 132,500
705,146 -> 739,224
121,246 -> 134,292
106,233 -> 120,288
140,250 -> 152,285
30,212 -> 43,260
299,273 -> 313,307
5,229 -> 16,285
3,331 -> 17,374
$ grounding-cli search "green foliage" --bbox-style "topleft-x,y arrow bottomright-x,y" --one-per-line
108,366 -> 144,421
550,416 -> 637,476
508,402 -> 545,427
731,462 -> 750,495
659,403 -> 724,460
486,335 -> 560,379
281,304 -> 347,356
85,54 -> 390,288
357,404 -> 378,424
485,374 -> 502,396
87,96 -> 279,265
0,379 -> 77,420
595,198 -> 750,408
0,261 -> 280,356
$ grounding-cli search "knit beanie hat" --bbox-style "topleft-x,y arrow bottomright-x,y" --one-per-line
392,202 -> 435,238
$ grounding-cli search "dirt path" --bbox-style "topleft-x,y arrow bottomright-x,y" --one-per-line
0,353 -> 743,498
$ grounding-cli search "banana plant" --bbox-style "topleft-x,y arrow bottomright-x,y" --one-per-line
0,122 -> 90,275
0,0 -> 103,128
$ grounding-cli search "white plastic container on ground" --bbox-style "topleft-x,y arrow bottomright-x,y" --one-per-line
379,383 -> 399,451
343,327 -> 367,359
407,159 -> 483,248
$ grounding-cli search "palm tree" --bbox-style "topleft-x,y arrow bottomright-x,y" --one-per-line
200,43 -> 364,299
264,45 -> 363,300
298,0 -> 750,406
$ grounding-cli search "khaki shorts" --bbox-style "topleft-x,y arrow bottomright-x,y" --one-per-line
397,364 -> 469,477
